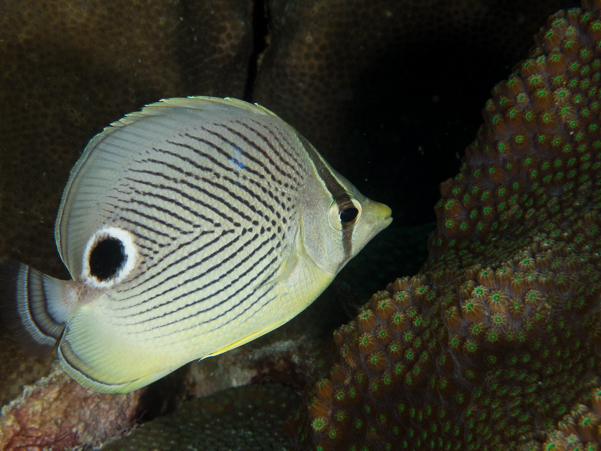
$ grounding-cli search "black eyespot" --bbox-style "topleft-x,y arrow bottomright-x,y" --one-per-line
339,207 -> 359,223
89,237 -> 127,281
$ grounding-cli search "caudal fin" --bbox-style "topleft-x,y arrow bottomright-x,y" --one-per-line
0,260 -> 73,357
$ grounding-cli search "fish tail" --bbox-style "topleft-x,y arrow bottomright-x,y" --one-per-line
0,260 -> 75,357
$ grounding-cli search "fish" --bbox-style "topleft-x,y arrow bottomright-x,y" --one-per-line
0,96 -> 392,393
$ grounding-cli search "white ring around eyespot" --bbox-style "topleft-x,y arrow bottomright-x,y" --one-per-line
81,227 -> 138,288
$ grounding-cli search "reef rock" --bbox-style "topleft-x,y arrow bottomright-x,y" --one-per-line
0,364 -> 144,450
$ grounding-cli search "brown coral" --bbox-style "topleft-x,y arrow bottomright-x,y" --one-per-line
100,383 -> 300,451
289,1 -> 601,450
255,0 -> 575,162
518,385 -> 601,450
0,0 -> 252,278
0,337 -> 52,407
0,0 -> 579,280
0,1 -> 255,424
0,0 -> 593,448
254,0 -> 578,226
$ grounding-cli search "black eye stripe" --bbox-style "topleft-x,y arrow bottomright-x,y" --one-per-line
298,134 -> 354,259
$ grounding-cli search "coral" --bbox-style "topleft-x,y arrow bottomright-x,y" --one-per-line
0,0 -> 579,286
255,0 -> 573,153
334,224 -> 434,305
289,1 -> 601,450
253,0 -> 578,225
0,364 -> 145,450
0,0 -> 252,278
0,0 -> 592,448
0,336 -> 52,407
0,0 -> 580,281
517,385 -> 601,450
0,292 -> 337,449
0,3 -> 254,437
0,221 -> 429,448
183,333 -> 334,399
99,383 -> 300,451
0,313 -> 330,450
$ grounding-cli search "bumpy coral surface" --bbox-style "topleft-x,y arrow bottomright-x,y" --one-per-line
255,0 -> 573,158
0,365 -> 144,450
0,0 -> 252,278
330,225 -> 433,314
0,0 -> 577,287
0,337 -> 52,407
519,385 -> 601,450
0,2 -> 254,435
289,1 -> 601,450
254,0 -> 578,226
100,384 -> 300,451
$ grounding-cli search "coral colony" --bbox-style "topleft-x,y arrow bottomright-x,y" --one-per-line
290,2 -> 601,450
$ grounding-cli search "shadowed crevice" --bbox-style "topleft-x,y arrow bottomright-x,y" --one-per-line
244,0 -> 270,101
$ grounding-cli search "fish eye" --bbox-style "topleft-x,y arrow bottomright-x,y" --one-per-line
83,227 -> 137,287
340,207 -> 359,223
328,196 -> 362,230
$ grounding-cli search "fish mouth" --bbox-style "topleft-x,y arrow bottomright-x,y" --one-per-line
378,204 -> 393,228
363,200 -> 392,233
381,215 -> 393,229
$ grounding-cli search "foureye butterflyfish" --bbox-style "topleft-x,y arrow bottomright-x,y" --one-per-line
0,96 -> 392,393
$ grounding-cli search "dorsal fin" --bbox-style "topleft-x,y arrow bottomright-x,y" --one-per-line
54,96 -> 278,278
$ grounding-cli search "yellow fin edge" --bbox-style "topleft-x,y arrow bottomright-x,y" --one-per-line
204,319 -> 290,359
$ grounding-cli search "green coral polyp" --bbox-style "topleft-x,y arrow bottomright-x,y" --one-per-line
294,5 -> 601,449
312,418 -> 326,431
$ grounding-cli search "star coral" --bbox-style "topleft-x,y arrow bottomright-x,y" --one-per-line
288,1 -> 601,449
0,0 -> 252,278
0,0 -> 575,287
519,385 -> 601,450
100,384 -> 299,451
253,0 -> 577,227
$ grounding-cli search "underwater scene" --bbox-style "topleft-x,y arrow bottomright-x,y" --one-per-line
2,0 -> 601,449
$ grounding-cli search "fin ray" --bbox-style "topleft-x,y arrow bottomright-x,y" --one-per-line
0,260 -> 75,358
55,96 -> 274,277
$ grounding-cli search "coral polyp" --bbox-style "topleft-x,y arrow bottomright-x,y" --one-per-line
288,1 -> 601,450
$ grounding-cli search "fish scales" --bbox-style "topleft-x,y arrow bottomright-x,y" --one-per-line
0,97 -> 392,393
